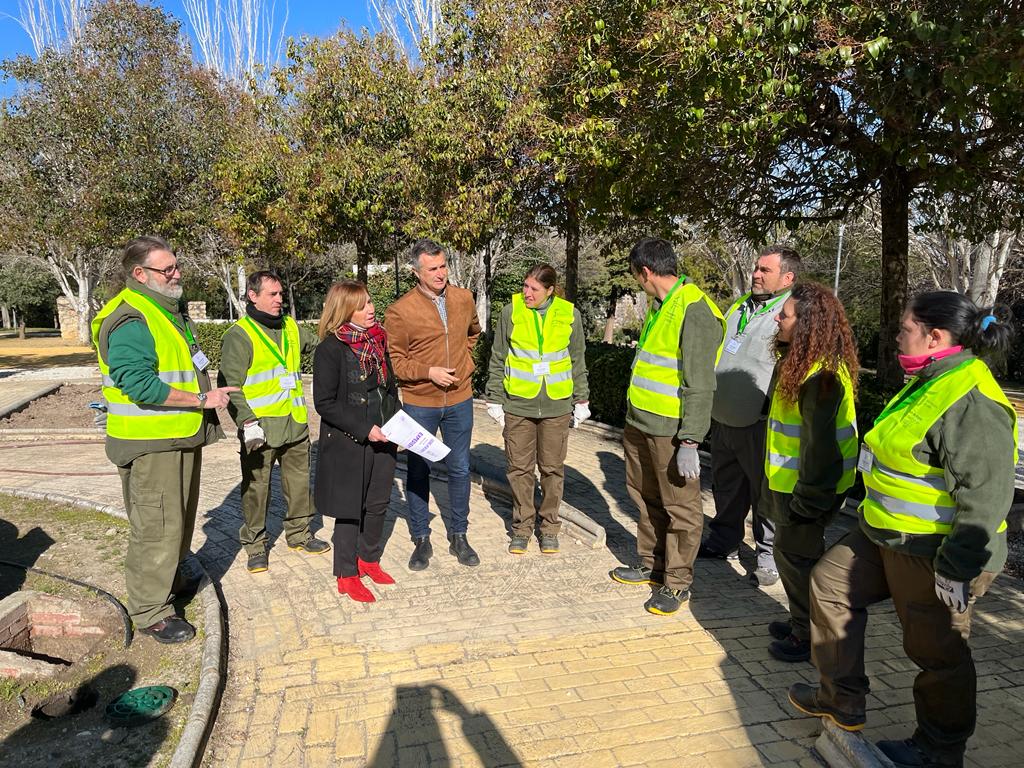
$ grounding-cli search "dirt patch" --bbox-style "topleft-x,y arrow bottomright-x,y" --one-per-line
1,384 -> 102,429
0,495 -> 203,768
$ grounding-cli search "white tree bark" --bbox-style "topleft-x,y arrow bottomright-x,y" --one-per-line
16,0 -> 87,55
182,0 -> 288,89
916,228 -> 1018,308
369,0 -> 443,59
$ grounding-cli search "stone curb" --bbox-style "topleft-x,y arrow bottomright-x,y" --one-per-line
0,381 -> 62,419
815,722 -> 896,768
0,486 -> 225,768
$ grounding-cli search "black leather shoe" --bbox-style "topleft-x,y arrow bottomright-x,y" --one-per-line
409,537 -> 432,571
644,585 -> 689,615
289,536 -> 331,554
769,634 -> 811,663
610,564 -> 655,585
876,738 -> 948,767
787,683 -> 865,731
697,542 -> 740,561
768,620 -> 792,640
449,534 -> 480,566
139,616 -> 195,644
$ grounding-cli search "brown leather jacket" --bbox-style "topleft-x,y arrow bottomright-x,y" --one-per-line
383,284 -> 481,407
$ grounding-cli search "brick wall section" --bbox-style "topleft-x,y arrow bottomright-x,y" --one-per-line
28,595 -> 107,641
0,595 -> 31,654
56,296 -> 80,343
188,301 -> 208,321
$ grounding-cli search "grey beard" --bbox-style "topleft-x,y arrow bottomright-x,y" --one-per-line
149,280 -> 183,300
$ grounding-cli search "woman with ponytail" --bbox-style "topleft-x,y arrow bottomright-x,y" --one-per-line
313,281 -> 400,603
789,291 -> 1018,768
760,283 -> 859,664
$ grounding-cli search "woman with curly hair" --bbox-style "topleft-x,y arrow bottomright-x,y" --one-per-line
760,282 -> 859,663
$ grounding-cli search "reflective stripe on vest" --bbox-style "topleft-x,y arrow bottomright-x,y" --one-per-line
860,357 -> 1019,536
765,363 -> 858,493
503,294 -> 576,400
91,288 -> 202,440
235,315 -> 308,424
627,282 -> 726,418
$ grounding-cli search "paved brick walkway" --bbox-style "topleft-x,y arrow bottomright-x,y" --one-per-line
1,385 -> 1023,767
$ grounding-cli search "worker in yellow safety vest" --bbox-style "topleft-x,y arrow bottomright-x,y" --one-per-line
789,291 -> 1018,768
484,264 -> 590,556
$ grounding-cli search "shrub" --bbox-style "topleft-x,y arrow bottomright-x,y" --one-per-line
583,342 -> 635,427
194,321 -> 319,374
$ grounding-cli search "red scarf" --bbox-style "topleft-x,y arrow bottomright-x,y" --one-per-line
335,322 -> 389,385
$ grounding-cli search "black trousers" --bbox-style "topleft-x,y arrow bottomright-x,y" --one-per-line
332,442 -> 397,577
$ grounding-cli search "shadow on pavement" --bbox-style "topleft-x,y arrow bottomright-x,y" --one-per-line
0,517 -> 56,599
367,684 -> 523,767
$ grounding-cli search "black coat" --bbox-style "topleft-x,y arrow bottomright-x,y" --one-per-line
313,334 -> 399,521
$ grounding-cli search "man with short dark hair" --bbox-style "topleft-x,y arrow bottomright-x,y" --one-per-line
93,236 -> 237,643
218,271 -> 328,573
610,237 -> 726,615
384,238 -> 482,570
700,246 -> 800,587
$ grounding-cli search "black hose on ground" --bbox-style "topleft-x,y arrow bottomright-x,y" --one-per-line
0,559 -> 133,648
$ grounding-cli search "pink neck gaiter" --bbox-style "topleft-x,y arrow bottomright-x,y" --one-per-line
898,345 -> 963,375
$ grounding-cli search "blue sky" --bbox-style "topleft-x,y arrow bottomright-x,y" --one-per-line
0,1 -> 372,63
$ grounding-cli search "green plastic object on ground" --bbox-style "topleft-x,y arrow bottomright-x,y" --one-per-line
105,686 -> 177,727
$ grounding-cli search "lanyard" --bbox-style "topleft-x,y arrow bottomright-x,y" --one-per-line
132,290 -> 196,347
531,306 -> 545,353
243,316 -> 289,369
736,294 -> 786,335
639,276 -> 686,347
873,359 -> 973,425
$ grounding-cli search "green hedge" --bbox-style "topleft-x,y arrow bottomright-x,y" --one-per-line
194,321 -> 320,374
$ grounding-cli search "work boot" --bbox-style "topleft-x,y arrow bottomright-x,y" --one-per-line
289,536 -> 331,554
508,535 -> 529,555
876,738 -> 951,768
247,551 -> 269,573
768,620 -> 793,640
768,634 -> 811,663
750,566 -> 780,587
409,537 -> 432,571
358,558 -> 395,585
644,585 -> 689,615
449,534 -> 480,566
139,616 -> 195,644
609,564 -> 655,585
539,534 -> 559,554
697,542 -> 740,561
787,683 -> 865,732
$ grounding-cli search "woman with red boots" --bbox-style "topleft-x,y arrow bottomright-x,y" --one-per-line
313,280 -> 399,602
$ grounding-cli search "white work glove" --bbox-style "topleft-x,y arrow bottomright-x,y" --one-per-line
934,573 -> 969,614
89,401 -> 107,428
486,403 -> 505,428
675,442 -> 701,480
571,402 -> 591,428
243,421 -> 266,452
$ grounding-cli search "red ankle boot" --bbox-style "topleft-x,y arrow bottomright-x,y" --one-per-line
358,559 -> 395,585
337,575 -> 375,602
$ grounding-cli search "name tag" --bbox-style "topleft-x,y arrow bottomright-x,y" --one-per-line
724,337 -> 742,355
532,362 -> 551,376
279,374 -> 297,391
857,446 -> 874,474
191,349 -> 210,371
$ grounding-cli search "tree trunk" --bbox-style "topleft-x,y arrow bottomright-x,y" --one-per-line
75,266 -> 94,346
564,199 -> 580,302
288,281 -> 298,319
473,240 -> 492,334
877,164 -> 911,389
603,287 -> 620,343
355,237 -> 369,284
18,315 -> 26,340
1,304 -> 9,329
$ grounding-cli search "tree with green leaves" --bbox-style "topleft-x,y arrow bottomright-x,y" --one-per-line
0,255 -> 58,339
560,0 -> 1024,385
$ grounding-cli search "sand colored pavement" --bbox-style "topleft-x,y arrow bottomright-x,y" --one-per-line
1,394 -> 1022,767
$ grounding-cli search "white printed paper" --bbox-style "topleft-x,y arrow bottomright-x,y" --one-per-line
279,374 -> 297,391
724,337 -> 742,355
857,446 -> 874,474
532,362 -> 551,376
381,410 -> 451,462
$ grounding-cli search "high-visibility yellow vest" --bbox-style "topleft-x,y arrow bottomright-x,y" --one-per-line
91,288 -> 202,440
503,294 -> 575,400
765,363 -> 858,493
236,315 -> 307,423
627,280 -> 726,418
860,357 -> 1019,535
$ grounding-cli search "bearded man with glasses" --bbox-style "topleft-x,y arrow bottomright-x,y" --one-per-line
92,235 -> 237,644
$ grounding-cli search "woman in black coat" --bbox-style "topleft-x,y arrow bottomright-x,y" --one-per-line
314,280 -> 400,602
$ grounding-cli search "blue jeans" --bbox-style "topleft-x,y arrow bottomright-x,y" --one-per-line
402,398 -> 474,539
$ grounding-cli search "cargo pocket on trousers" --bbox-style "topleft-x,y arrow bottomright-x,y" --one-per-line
133,489 -> 165,543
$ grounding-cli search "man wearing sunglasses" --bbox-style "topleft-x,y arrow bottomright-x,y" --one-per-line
92,236 -> 237,644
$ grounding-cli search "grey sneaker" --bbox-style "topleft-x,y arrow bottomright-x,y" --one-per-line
751,566 -> 780,587
539,534 -> 559,554
247,551 -> 269,573
645,585 -> 689,615
508,536 -> 529,555
610,564 -> 655,585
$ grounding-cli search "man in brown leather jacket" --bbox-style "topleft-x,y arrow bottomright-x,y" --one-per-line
384,239 -> 482,571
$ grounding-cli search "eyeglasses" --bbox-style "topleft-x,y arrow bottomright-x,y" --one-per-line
142,263 -> 181,278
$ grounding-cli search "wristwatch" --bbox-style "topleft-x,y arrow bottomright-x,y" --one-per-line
197,392 -> 208,406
